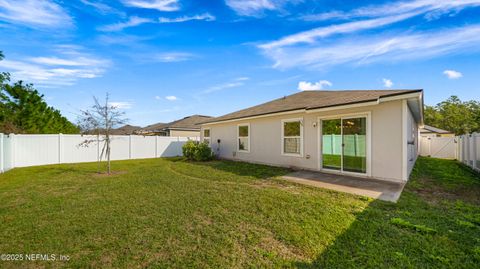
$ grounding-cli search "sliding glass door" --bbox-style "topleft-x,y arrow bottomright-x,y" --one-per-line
322,117 -> 367,174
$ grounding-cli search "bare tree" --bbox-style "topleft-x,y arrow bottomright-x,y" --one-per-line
78,93 -> 127,175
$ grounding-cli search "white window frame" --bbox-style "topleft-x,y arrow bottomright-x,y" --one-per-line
281,118 -> 304,157
237,123 -> 250,153
203,128 -> 211,145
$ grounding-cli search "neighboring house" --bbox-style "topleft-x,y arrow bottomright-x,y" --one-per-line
138,115 -> 212,137
201,90 -> 423,183
110,125 -> 141,135
420,125 -> 454,137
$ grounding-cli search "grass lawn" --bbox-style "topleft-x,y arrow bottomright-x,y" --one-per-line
0,157 -> 479,268
322,154 -> 366,173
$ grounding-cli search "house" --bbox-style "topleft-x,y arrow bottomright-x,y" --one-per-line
110,125 -> 141,135
200,90 -> 423,183
420,125 -> 454,138
138,115 -> 212,137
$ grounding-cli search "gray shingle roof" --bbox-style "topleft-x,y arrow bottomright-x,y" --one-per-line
420,125 -> 453,134
143,115 -> 212,131
203,89 -> 422,124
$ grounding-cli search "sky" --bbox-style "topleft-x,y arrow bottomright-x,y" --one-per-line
0,0 -> 479,126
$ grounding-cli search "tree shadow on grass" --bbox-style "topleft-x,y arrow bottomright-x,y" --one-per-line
293,192 -> 479,268
293,158 -> 480,269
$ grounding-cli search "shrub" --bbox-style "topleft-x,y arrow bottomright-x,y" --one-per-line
194,142 -> 214,161
182,140 -> 197,160
182,141 -> 213,161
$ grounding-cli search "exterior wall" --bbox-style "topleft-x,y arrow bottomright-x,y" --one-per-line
405,104 -> 419,178
169,130 -> 200,138
203,100 -> 413,182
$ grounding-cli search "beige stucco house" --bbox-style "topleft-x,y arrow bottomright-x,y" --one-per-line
201,90 -> 424,183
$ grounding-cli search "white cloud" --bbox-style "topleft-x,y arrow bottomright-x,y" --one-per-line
165,95 -> 177,101
121,0 -> 179,11
203,77 -> 249,94
99,16 -> 153,32
443,70 -> 463,79
225,0 -> 275,16
80,0 -> 125,16
258,0 -> 480,70
260,24 -> 480,69
302,0 -> 480,21
29,56 -> 106,67
0,0 -> 72,28
109,102 -> 133,109
298,80 -> 332,91
382,78 -> 394,88
153,52 -> 195,62
159,13 -> 215,23
261,12 -> 420,50
0,46 -> 109,87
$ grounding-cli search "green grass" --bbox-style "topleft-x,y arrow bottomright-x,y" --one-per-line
0,157 -> 479,268
322,154 -> 366,173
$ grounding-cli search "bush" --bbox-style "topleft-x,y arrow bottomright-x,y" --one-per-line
182,141 -> 213,161
182,141 -> 197,160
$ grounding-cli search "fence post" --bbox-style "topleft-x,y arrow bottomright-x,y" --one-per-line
10,133 -> 15,169
58,133 -> 63,164
0,133 -> 3,173
129,135 -> 132,159
155,136 -> 158,158
473,133 -> 478,170
97,134 -> 100,162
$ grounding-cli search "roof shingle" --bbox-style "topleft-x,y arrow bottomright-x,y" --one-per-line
203,89 -> 422,124
143,115 -> 212,131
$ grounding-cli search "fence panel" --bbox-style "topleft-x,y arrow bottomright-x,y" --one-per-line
62,135 -> 99,164
0,134 -> 197,172
131,136 -> 156,159
109,136 -> 131,161
476,135 -> 480,169
419,136 -> 457,159
457,133 -> 479,172
14,135 -> 60,167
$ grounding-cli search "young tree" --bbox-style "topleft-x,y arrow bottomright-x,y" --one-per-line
78,93 -> 128,174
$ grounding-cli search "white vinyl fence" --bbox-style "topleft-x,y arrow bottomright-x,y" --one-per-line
419,133 -> 479,172
419,136 -> 458,159
458,133 -> 480,172
0,133 -> 198,173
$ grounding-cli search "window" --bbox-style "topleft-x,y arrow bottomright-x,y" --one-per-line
237,124 -> 250,152
203,128 -> 210,145
282,119 -> 303,156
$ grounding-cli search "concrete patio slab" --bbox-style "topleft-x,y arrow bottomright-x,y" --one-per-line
282,171 -> 405,202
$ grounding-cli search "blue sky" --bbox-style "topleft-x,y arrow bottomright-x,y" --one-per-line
0,0 -> 479,126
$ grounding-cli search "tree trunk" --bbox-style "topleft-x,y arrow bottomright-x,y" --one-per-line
107,137 -> 111,175
97,134 -> 100,174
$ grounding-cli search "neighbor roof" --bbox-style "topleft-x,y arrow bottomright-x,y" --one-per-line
420,125 -> 453,134
203,89 -> 422,124
143,115 -> 212,131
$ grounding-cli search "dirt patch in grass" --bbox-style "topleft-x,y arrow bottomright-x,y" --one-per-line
409,177 -> 480,205
250,180 -> 301,194
256,230 -> 307,262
